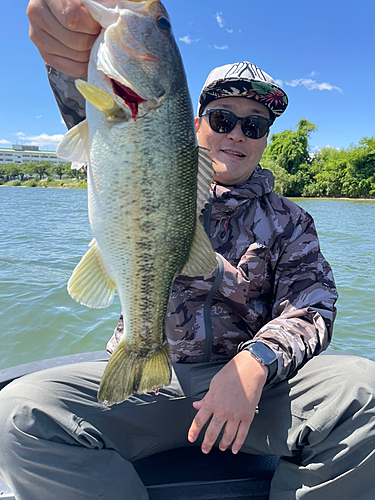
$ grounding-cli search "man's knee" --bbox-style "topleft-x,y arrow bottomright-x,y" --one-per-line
0,373 -> 69,458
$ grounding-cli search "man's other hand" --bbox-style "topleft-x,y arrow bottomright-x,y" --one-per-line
188,350 -> 268,455
27,0 -> 101,77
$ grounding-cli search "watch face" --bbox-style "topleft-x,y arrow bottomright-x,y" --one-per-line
248,342 -> 277,366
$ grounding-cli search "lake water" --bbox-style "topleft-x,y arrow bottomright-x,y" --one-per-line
0,186 -> 374,370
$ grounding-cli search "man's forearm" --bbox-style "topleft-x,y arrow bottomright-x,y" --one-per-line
46,65 -> 86,130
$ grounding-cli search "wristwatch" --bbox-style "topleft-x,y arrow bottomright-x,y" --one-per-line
241,342 -> 277,383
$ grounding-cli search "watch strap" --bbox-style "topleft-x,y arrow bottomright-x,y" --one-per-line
239,341 -> 277,383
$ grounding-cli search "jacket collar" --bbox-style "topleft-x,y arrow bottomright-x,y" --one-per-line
210,166 -> 274,218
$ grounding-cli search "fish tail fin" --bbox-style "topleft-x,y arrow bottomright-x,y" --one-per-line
98,340 -> 172,405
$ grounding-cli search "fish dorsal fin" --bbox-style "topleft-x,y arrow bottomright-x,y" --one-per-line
67,240 -> 116,309
56,120 -> 89,162
196,147 -> 215,216
181,219 -> 217,277
75,80 -> 124,121
80,0 -> 120,28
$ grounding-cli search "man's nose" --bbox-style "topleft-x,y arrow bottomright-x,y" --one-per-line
227,120 -> 245,141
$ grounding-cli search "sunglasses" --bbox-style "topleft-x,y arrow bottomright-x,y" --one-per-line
201,109 -> 273,139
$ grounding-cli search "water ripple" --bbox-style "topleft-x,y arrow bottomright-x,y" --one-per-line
0,187 -> 374,369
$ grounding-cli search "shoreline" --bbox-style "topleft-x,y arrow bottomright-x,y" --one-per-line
1,184 -> 374,200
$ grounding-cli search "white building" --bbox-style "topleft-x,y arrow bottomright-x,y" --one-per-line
0,145 -> 67,165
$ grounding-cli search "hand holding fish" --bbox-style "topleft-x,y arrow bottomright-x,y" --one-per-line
188,351 -> 268,454
27,0 -> 101,77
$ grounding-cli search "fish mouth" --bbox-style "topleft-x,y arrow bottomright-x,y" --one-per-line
110,78 -> 146,120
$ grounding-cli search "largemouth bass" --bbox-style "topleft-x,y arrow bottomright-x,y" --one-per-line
57,0 -> 217,405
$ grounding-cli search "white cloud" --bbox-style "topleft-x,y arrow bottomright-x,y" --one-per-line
215,11 -> 225,28
0,139 -> 11,144
36,115 -> 42,119
15,132 -> 65,147
214,44 -> 229,50
215,11 -> 234,33
309,71 -> 318,77
179,35 -> 199,44
274,79 -> 284,87
285,78 -> 343,93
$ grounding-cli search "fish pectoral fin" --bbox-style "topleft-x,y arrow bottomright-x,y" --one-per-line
67,242 -> 116,309
196,146 -> 215,216
75,80 -> 123,121
181,219 -> 218,277
56,120 -> 89,162
98,340 -> 172,405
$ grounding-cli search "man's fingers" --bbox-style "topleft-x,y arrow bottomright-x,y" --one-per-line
188,402 -> 210,444
218,420 -> 239,452
200,415 -> 226,454
39,51 -> 90,78
28,2 -> 99,53
34,28 -> 92,62
231,420 -> 252,455
28,0 -> 100,35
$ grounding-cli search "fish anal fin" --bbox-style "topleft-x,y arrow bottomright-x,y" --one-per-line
98,340 -> 172,405
181,219 -> 217,277
67,242 -> 116,309
57,120 -> 89,162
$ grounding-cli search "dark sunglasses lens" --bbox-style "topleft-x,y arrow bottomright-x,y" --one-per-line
209,110 -> 236,134
242,116 -> 269,139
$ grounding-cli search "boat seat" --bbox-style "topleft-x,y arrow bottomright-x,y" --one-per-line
0,448 -> 278,500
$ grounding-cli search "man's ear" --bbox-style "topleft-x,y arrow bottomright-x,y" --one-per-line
194,117 -> 200,134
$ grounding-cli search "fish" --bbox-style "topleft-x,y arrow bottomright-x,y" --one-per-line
57,0 -> 217,405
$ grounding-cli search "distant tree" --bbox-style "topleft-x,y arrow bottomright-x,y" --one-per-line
305,138 -> 375,198
0,164 -> 7,181
51,162 -> 72,179
32,162 -> 52,180
4,163 -> 22,181
264,119 -> 317,175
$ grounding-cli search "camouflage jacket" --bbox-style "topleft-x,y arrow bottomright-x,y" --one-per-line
108,170 -> 338,383
49,66 -> 338,384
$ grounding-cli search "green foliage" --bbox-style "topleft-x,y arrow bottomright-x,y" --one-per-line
25,179 -> 37,187
263,119 -> 374,198
264,119 -> 317,175
51,162 -> 72,179
10,179 -> 22,186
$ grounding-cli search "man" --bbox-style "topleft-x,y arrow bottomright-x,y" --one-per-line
0,1 -> 374,499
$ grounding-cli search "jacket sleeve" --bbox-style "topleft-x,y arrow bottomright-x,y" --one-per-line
46,65 -> 86,130
216,211 -> 338,383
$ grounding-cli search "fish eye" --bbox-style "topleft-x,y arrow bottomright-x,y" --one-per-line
156,16 -> 171,34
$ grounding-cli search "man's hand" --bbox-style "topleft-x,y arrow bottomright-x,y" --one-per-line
188,350 -> 268,455
27,0 -> 101,77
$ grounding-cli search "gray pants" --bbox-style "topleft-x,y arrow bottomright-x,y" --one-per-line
0,354 -> 375,500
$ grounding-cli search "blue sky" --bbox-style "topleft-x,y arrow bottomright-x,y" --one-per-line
0,0 -> 374,152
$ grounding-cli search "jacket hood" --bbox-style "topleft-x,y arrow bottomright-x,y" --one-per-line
211,166 -> 274,219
